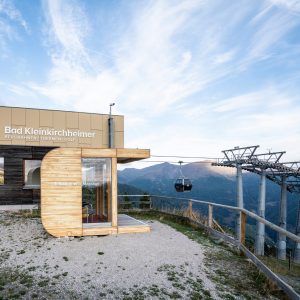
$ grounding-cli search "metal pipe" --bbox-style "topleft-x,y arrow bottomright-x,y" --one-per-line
255,169 -> 266,256
108,118 -> 114,148
236,164 -> 244,241
278,176 -> 287,260
108,103 -> 115,148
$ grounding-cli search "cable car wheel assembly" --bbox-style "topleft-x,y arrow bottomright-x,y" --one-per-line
174,161 -> 192,192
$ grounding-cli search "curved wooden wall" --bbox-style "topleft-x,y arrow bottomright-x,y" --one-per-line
41,147 -> 150,237
41,148 -> 82,237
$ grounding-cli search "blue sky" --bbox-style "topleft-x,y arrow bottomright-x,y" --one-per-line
0,0 -> 300,162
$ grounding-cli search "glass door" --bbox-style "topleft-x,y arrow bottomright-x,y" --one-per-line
82,158 -> 112,224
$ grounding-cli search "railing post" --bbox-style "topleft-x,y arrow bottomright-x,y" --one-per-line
188,201 -> 193,219
236,164 -> 244,241
255,169 -> 266,256
240,211 -> 246,245
278,176 -> 287,260
149,196 -> 152,210
208,204 -> 213,228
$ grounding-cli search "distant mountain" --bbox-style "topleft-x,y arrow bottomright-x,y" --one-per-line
118,183 -> 146,196
119,161 -> 234,182
118,162 -> 298,235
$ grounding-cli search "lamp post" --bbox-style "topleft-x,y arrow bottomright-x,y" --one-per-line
108,103 -> 115,148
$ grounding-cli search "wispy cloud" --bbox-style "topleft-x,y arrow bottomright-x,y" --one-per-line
2,0 -> 299,160
268,0 -> 300,13
0,0 -> 28,31
43,0 -> 90,64
33,0 -> 299,114
30,1 -> 246,113
0,0 -> 29,57
246,7 -> 298,62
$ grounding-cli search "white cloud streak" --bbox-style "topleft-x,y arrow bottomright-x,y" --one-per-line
3,0 -> 299,160
44,0 -> 90,64
0,0 -> 28,31
0,0 -> 29,56
268,0 -> 300,13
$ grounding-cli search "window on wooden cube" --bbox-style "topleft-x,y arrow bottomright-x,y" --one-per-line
82,158 -> 112,224
24,160 -> 41,189
0,157 -> 3,185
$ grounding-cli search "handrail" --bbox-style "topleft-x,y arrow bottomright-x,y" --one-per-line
117,194 -> 300,243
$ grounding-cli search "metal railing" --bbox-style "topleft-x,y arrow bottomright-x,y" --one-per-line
118,194 -> 300,300
119,194 -> 299,243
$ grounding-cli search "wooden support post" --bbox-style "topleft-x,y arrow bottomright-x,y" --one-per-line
188,201 -> 192,219
240,211 -> 246,245
111,157 -> 117,227
208,204 -> 213,228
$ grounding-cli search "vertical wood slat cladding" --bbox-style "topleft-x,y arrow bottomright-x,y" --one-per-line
0,145 -> 54,205
41,148 -> 82,237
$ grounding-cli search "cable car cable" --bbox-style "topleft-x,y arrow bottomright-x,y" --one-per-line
151,154 -> 220,159
132,160 -> 216,164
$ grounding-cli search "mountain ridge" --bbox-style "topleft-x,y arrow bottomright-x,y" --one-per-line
118,162 -> 298,233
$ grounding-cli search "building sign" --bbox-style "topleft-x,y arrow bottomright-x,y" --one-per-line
0,106 -> 124,148
4,126 -> 96,142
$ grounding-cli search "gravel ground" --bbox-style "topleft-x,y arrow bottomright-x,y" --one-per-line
0,212 -> 219,299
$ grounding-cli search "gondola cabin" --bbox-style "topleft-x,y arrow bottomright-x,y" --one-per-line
174,178 -> 193,192
174,161 -> 193,192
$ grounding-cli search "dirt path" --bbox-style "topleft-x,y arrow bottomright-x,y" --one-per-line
0,212 -> 219,299
0,211 -> 287,299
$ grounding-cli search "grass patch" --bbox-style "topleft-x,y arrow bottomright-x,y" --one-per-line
128,210 -> 287,299
260,256 -> 300,277
0,267 -> 77,299
0,268 -> 33,298
128,210 -> 214,247
38,279 -> 50,287
14,209 -> 41,219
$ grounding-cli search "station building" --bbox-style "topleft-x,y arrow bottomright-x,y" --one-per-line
0,106 -> 150,237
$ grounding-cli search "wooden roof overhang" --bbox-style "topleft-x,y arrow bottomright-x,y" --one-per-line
81,148 -> 150,162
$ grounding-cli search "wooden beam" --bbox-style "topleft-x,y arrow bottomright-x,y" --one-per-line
213,219 -> 226,234
117,148 -> 150,163
82,148 -> 117,158
111,157 -> 117,227
83,227 -> 117,236
208,204 -> 213,228
118,225 -> 151,234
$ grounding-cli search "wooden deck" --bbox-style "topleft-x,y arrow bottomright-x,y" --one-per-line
118,214 -> 147,226
82,214 -> 150,236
